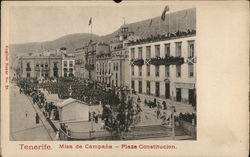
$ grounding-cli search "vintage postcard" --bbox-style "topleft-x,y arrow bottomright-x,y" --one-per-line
1,1 -> 249,157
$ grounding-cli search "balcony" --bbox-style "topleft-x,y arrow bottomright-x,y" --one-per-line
85,64 -> 95,71
130,59 -> 144,66
149,56 -> 184,66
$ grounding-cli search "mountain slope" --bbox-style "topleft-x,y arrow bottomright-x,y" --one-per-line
10,8 -> 196,56
10,33 -> 99,55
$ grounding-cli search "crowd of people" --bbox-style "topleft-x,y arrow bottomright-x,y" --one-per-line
18,79 -> 59,122
17,77 -> 143,135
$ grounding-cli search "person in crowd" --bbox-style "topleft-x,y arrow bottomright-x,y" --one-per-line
35,113 -> 39,124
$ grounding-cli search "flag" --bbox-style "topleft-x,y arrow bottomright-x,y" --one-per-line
161,6 -> 170,21
88,17 -> 92,26
149,19 -> 153,27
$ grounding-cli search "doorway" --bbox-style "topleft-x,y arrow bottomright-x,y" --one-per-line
176,88 -> 181,102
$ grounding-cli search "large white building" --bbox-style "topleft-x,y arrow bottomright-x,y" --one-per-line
128,31 -> 196,105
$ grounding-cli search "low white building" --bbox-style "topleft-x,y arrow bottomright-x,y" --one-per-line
57,98 -> 102,122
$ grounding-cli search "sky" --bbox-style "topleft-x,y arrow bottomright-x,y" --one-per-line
9,4 -> 193,44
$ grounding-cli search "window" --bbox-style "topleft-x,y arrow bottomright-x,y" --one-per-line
188,64 -> 194,77
146,46 -> 151,59
131,80 -> 135,90
131,48 -> 135,59
54,70 -> 58,77
155,66 -> 159,77
36,64 -> 39,67
176,65 -> 181,77
138,47 -> 142,59
131,66 -> 134,76
139,81 -> 142,93
165,44 -> 170,58
139,66 -> 142,76
64,73 -> 67,77
165,65 -> 170,77
165,83 -> 170,99
155,45 -> 160,57
176,42 -> 182,57
116,63 -> 119,71
146,65 -> 150,76
54,62 -> 58,67
109,63 -> 111,74
26,63 -> 30,68
69,61 -> 73,67
116,73 -> 118,79
45,64 -> 48,68
41,64 -> 44,67
27,73 -> 30,78
155,82 -> 160,97
146,81 -> 151,95
63,61 -> 67,67
188,41 -> 195,57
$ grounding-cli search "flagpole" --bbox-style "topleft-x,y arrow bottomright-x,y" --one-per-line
91,19 -> 93,41
168,12 -> 170,33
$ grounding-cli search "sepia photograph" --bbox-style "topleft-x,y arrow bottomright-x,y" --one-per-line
1,1 -> 249,157
9,4 -> 197,141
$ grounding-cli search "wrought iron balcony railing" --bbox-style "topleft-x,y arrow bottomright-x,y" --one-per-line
149,56 -> 184,66
130,59 -> 144,66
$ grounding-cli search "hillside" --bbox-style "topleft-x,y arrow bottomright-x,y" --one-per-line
10,33 -> 99,55
10,8 -> 196,56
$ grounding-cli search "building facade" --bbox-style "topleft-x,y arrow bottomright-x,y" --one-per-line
128,31 -> 196,105
110,27 -> 135,87
84,41 -> 110,80
96,53 -> 112,85
60,47 -> 76,77
62,55 -> 75,77
74,47 -> 86,78
20,52 -> 62,79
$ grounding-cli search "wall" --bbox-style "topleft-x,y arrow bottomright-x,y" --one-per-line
61,102 -> 89,122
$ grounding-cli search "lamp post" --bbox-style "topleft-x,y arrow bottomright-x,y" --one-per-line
89,111 -> 94,139
170,105 -> 175,140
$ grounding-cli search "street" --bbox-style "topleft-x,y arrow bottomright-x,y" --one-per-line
10,84 -> 53,141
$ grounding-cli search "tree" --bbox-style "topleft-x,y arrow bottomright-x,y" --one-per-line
101,90 -> 141,140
